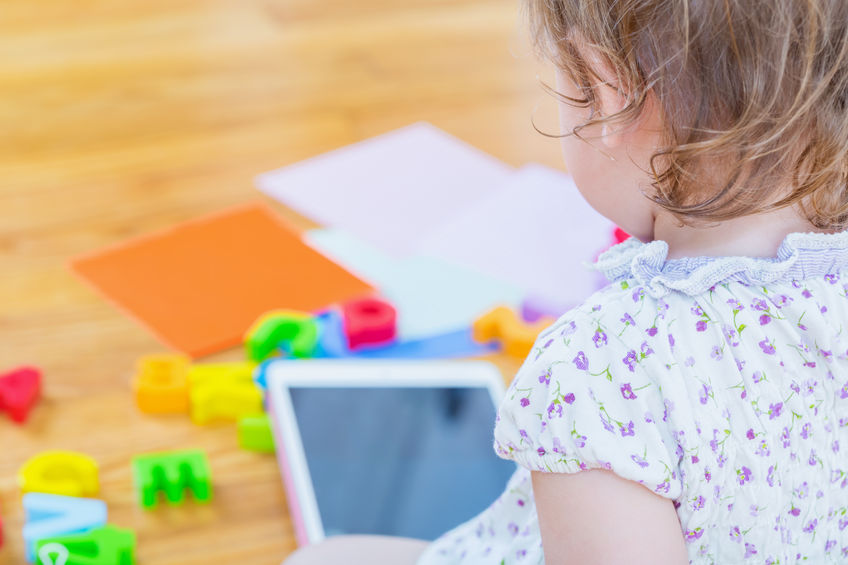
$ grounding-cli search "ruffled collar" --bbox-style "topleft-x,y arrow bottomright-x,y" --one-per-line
593,230 -> 848,298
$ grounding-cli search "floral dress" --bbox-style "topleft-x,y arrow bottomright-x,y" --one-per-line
417,231 -> 848,564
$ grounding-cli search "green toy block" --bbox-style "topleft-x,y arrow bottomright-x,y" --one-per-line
35,524 -> 135,565
131,449 -> 212,509
238,414 -> 275,453
245,311 -> 319,362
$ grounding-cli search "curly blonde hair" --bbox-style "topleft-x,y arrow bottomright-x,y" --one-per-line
528,0 -> 848,229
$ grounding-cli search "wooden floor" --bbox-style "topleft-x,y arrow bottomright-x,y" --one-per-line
0,1 -> 562,563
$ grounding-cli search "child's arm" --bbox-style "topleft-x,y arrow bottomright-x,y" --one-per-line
532,470 -> 688,565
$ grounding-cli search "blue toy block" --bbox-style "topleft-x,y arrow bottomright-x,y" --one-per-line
23,493 -> 107,563
314,310 -> 349,358
352,327 -> 498,359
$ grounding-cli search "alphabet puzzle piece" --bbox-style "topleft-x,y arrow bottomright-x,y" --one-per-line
35,525 -> 135,565
188,362 -> 263,424
238,414 -> 275,453
472,306 -> 555,359
132,449 -> 212,509
341,297 -> 397,350
244,310 -> 319,362
23,493 -> 107,563
19,451 -> 99,498
132,354 -> 190,414
0,366 -> 42,423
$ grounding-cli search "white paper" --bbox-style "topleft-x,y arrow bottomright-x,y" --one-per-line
305,228 -> 525,340
257,122 -> 513,257
416,163 -> 614,309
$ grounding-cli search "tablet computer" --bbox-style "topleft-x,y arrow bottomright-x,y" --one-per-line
265,359 -> 516,546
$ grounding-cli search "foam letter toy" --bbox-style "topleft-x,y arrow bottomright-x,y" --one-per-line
0,366 -> 42,423
132,449 -> 212,509
238,414 -> 275,453
314,309 -> 349,357
19,451 -> 99,498
244,310 -> 319,362
341,297 -> 396,350
35,525 -> 135,565
132,354 -> 190,414
472,306 -> 555,359
188,362 -> 263,424
22,493 -> 107,562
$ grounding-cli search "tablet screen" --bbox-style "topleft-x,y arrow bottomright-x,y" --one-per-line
288,386 -> 516,540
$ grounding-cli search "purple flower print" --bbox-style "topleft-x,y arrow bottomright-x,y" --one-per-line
705,469 -> 711,482
833,440 -> 840,454
620,383 -> 637,400
767,465 -> 776,487
801,423 -> 812,439
737,466 -> 752,485
547,402 -> 562,418
619,420 -> 635,437
561,321 -> 577,336
516,549 -> 527,559
826,273 -> 840,284
752,371 -> 764,383
840,382 -> 848,399
655,480 -> 670,494
668,333 -> 675,348
699,384 -> 711,405
622,350 -> 638,372
563,392 -> 575,404
802,289 -> 812,298
632,288 -> 645,302
804,519 -> 818,533
718,453 -> 728,468
542,338 -> 554,350
746,428 -> 756,440
759,314 -> 771,325
710,345 -> 723,360
600,413 -> 615,433
644,411 -> 654,423
695,320 -> 708,332
537,446 -> 546,456
520,397 -> 530,407
684,528 -> 704,542
759,338 -> 776,354
684,356 -> 695,367
631,454 -> 649,468
727,298 -> 744,312
809,449 -> 818,466
791,381 -> 801,393
592,329 -> 608,348
795,482 -> 809,498
573,433 -> 587,448
691,455 -> 699,464
769,402 -> 783,419
744,543 -> 758,558
692,496 -> 705,511
803,378 -> 817,395
663,398 -> 674,422
640,341 -> 654,357
752,298 -> 769,311
646,326 -> 658,337
826,540 -> 837,552
508,522 -> 519,536
730,526 -> 742,542
691,305 -> 704,316
789,507 -> 801,517
756,441 -> 771,457
538,371 -> 551,386
573,351 -> 588,371
774,294 -> 792,308
620,313 -> 635,327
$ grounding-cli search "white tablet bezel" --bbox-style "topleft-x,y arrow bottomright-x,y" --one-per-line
264,359 -> 507,547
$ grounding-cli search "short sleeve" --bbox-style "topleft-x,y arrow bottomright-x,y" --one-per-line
493,306 -> 684,499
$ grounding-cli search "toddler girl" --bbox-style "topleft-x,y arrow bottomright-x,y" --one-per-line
287,0 -> 848,563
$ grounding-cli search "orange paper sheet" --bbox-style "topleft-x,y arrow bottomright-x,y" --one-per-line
71,203 -> 374,357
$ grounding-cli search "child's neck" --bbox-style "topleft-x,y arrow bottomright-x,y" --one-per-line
652,206 -> 832,260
